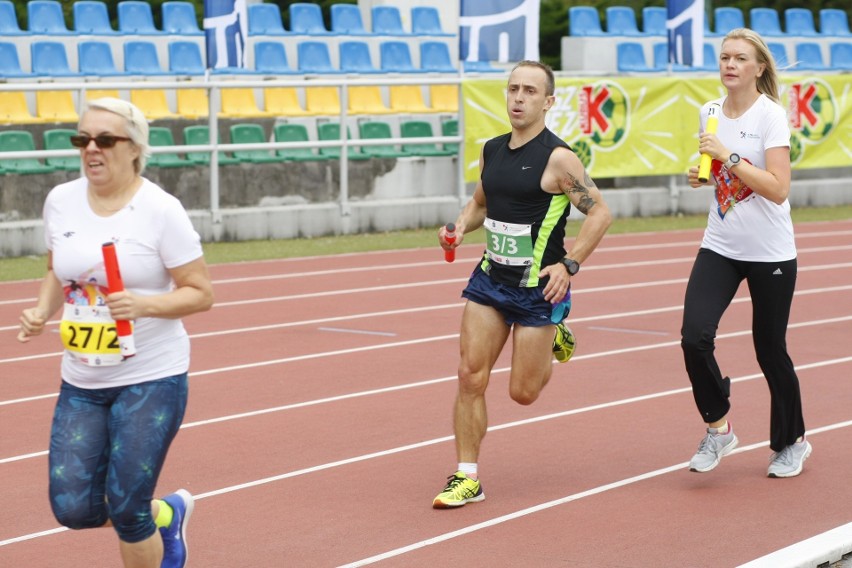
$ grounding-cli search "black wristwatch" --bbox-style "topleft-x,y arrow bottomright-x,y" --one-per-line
724,153 -> 741,169
560,258 -> 580,276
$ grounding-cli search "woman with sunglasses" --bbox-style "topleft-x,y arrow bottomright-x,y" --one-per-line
17,98 -> 214,568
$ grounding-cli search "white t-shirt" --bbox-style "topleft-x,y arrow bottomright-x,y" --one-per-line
43,177 -> 203,389
698,94 -> 795,262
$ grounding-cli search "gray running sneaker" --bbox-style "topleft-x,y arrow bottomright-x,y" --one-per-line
767,440 -> 812,478
689,426 -> 739,472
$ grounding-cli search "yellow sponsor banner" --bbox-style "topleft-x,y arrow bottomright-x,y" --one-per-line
462,74 -> 852,183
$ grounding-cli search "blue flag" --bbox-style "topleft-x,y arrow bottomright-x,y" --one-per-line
203,0 -> 248,69
459,0 -> 540,63
667,0 -> 704,67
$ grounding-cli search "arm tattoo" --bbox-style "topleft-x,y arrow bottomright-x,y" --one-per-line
563,171 -> 597,215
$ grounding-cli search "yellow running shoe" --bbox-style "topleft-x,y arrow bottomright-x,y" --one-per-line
432,471 -> 484,509
553,322 -> 576,363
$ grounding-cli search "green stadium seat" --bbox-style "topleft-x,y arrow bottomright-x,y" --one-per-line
0,130 -> 55,174
148,126 -> 192,168
358,121 -> 410,158
400,121 -> 455,156
182,125 -> 241,165
43,128 -> 81,171
273,123 -> 329,161
316,123 -> 370,161
229,123 -> 286,163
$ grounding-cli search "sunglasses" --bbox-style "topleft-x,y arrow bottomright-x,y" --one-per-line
70,134 -> 132,149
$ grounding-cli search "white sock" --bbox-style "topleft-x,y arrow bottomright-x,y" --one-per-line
458,462 -> 478,478
712,421 -> 729,434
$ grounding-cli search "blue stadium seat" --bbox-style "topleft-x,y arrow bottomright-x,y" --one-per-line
420,41 -> 456,72
463,60 -> 502,73
829,42 -> 852,70
0,42 -> 36,78
568,6 -> 605,37
411,6 -> 453,36
338,41 -> 382,74
124,41 -> 169,75
713,7 -> 744,36
168,41 -> 205,75
78,41 -> 127,76
248,3 -> 287,35
73,1 -> 119,35
820,9 -> 851,37
784,8 -> 818,37
297,41 -> 342,74
254,41 -> 299,74
653,42 -> 715,72
162,1 -> 203,36
642,6 -> 666,36
27,1 -> 73,35
372,6 -> 408,36
379,41 -> 420,73
616,42 -> 654,72
749,8 -> 784,37
290,3 -> 336,35
606,6 -> 643,36
31,41 -> 80,77
0,1 -> 27,36
331,4 -> 369,35
118,1 -> 163,34
794,42 -> 827,70
767,42 -> 790,69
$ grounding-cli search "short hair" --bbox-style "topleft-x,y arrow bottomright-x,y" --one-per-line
722,28 -> 780,103
82,97 -> 151,174
510,60 -> 555,97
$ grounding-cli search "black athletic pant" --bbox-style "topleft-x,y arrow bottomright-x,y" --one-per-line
681,248 -> 805,452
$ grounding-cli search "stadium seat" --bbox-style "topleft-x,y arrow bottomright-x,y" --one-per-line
124,41 -> 169,75
31,42 -> 80,77
43,128 -> 81,171
131,89 -> 178,120
316,122 -> 369,160
429,84 -> 459,113
713,7 -> 744,36
654,42 -> 716,72
420,41 -> 456,72
229,123 -> 285,163
606,6 -> 643,36
274,123 -> 328,161
400,120 -> 454,156
168,41 -> 206,75
254,41 -> 299,74
463,60 -> 502,73
829,42 -> 852,70
359,121 -> 409,158
36,91 -> 78,123
0,42 -> 36,79
749,8 -> 784,37
117,1 -> 163,34
348,86 -> 392,115
568,6 -> 605,37
73,1 -> 119,34
148,126 -> 192,168
616,42 -> 654,72
219,88 -> 272,118
290,3 -> 335,35
389,85 -> 432,113
247,3 -> 287,35
27,1 -> 73,35
176,88 -> 208,119
0,130 -> 55,174
441,119 -> 459,152
263,87 -> 310,116
297,41 -> 342,74
411,6 -> 453,36
372,6 -> 408,35
784,8 -> 818,37
0,92 -> 43,124
85,89 -> 120,101
331,4 -> 369,35
642,6 -> 666,36
820,9 -> 851,37
767,42 -> 790,69
305,87 -> 341,115
78,41 -> 127,77
339,41 -> 382,74
379,41 -> 421,73
182,125 -> 241,165
794,42 -> 827,70
0,1 -> 26,36
162,1 -> 203,35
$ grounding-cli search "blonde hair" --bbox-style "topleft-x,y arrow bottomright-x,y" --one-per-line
722,28 -> 780,103
82,97 -> 151,174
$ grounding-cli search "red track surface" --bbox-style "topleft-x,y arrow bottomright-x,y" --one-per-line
1,220 -> 851,567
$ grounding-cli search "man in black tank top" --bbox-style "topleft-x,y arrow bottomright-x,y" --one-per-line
432,61 -> 612,509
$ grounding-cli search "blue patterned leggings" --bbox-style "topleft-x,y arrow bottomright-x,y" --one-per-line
48,374 -> 188,543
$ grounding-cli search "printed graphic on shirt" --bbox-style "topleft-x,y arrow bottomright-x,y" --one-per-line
711,157 -> 754,219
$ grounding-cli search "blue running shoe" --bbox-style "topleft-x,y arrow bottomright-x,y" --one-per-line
160,489 -> 194,568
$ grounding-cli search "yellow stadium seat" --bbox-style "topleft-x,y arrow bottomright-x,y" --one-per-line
0,92 -> 44,124
305,87 -> 340,115
130,89 -> 177,120
219,88 -> 272,118
36,91 -> 79,123
389,85 -> 432,113
85,89 -> 120,101
347,86 -> 392,115
429,84 -> 459,113
263,87 -> 310,116
176,88 -> 209,119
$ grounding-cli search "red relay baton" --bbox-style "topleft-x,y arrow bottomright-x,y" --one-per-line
444,223 -> 456,263
102,242 -> 136,359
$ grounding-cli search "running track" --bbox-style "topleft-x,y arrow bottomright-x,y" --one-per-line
1,220 -> 852,567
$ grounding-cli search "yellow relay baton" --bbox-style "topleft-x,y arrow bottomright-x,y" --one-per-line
698,102 -> 721,183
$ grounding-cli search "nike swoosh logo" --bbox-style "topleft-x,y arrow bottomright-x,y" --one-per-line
522,166 -> 531,170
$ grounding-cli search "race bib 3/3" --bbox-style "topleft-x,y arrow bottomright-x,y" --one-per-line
484,218 -> 534,266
